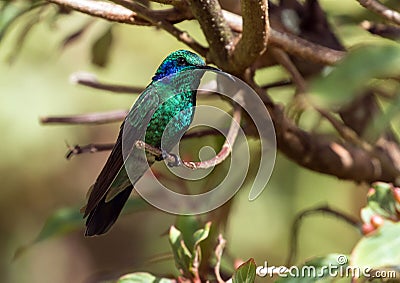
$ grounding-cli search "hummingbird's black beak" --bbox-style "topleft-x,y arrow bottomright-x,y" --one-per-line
201,65 -> 236,82
201,65 -> 221,72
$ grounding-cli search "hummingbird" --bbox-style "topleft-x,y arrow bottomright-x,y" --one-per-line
83,50 -> 219,236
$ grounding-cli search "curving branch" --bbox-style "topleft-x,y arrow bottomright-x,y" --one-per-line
249,79 -> 400,184
222,10 -> 345,66
110,0 -> 206,55
46,0 -> 344,67
186,0 -> 234,68
135,104 -> 242,169
231,0 -> 269,73
357,0 -> 400,26
65,128 -> 223,159
47,0 -> 205,55
286,205 -> 361,265
41,0 -> 400,185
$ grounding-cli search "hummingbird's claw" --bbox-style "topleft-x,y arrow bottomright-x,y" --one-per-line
162,150 -> 182,167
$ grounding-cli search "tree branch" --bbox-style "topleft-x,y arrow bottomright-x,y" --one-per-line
135,104 -> 242,169
250,80 -> 400,184
231,0 -> 269,73
47,0 -> 148,25
222,10 -> 345,66
110,0 -> 207,55
40,110 -> 128,124
357,0 -> 400,26
186,0 -> 234,68
66,128 -> 224,158
70,72 -> 144,94
66,143 -> 115,159
47,0 -> 344,67
286,205 -> 361,265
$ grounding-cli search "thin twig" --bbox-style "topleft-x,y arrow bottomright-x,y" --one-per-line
357,0 -> 400,26
361,20 -> 400,40
110,0 -> 207,56
270,47 -> 306,93
70,72 -> 144,94
315,107 -> 373,152
260,79 -> 292,89
47,0 -> 148,25
40,109 -> 128,124
63,129 -> 223,159
66,143 -> 115,159
286,206 -> 361,266
135,104 -> 242,169
183,103 -> 242,169
148,0 -> 182,5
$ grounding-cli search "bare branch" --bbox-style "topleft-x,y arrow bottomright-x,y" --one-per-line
286,206 -> 361,265
250,80 -> 400,184
231,0 -> 269,73
361,20 -> 400,40
315,107 -> 373,151
186,0 -> 234,68
260,79 -> 292,90
270,47 -> 306,93
148,0 -> 182,5
111,0 -> 207,55
47,0 -> 148,25
47,0 -> 204,54
357,0 -> 400,26
63,128 -> 223,160
135,104 -> 242,169
222,10 -> 345,66
66,143 -> 115,159
70,72 -> 144,94
40,110 -> 128,124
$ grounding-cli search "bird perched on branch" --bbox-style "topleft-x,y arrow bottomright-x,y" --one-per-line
82,50 -> 219,236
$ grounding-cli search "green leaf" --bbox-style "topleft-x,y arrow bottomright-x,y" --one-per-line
367,182 -> 397,218
175,215 -> 202,251
91,26 -> 113,67
13,207 -> 82,260
14,196 -> 149,259
232,258 -> 256,283
311,44 -> 400,106
168,226 -> 192,278
117,272 -> 176,283
192,221 -> 211,250
274,254 -> 349,283
352,222 -> 400,269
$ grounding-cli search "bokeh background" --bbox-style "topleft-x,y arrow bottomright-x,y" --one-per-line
1,1 -> 372,282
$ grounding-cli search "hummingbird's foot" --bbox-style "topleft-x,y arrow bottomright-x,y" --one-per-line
161,150 -> 182,167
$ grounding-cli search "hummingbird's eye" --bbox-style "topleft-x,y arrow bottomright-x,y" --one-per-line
177,57 -> 187,66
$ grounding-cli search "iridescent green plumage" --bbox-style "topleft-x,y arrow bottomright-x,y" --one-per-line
83,50 -> 217,236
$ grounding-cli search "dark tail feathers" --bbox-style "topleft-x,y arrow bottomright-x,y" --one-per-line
85,186 -> 133,236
